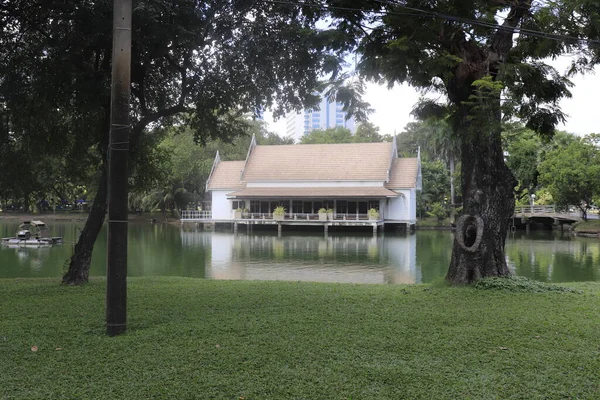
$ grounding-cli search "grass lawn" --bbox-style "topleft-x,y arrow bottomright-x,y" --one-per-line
573,219 -> 600,234
1,277 -> 600,399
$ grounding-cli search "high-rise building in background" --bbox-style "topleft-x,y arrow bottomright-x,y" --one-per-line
285,95 -> 356,142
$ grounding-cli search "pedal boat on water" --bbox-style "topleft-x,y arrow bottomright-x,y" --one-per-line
1,220 -> 63,247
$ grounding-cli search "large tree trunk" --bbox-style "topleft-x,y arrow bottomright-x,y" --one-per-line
59,106 -> 183,285
449,150 -> 455,206
442,0 -> 529,284
62,162 -> 108,285
446,103 -> 517,284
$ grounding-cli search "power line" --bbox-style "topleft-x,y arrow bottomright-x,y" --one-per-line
374,0 -> 595,45
257,0 -> 600,46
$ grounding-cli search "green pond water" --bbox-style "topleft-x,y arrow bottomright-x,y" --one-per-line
1,221 -> 599,283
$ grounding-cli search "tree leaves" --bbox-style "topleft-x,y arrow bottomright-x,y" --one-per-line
538,135 -> 600,219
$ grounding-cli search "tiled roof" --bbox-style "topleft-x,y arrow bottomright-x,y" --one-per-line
206,161 -> 245,189
386,158 -> 418,189
227,187 -> 398,198
242,142 -> 394,181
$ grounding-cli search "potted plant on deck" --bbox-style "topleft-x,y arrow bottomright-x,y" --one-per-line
368,208 -> 380,221
273,206 -> 286,221
326,208 -> 334,220
234,208 -> 243,219
318,208 -> 328,221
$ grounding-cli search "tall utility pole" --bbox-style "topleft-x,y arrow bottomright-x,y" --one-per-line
106,0 -> 131,336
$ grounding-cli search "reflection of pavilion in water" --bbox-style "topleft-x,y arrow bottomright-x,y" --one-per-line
200,232 -> 419,284
180,229 -> 212,248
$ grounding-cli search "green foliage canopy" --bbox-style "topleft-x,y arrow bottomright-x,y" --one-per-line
0,0 -> 347,207
131,119 -> 291,213
417,160 -> 450,218
538,136 -> 600,220
299,123 -> 385,144
324,0 -> 578,137
502,124 -> 543,199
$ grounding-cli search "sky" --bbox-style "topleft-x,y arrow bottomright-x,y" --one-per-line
266,57 -> 600,138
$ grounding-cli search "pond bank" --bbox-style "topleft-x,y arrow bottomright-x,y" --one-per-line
0,212 -> 160,223
571,220 -> 600,237
416,217 -> 453,230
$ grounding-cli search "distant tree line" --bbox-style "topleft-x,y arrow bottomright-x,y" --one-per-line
3,115 -> 598,222
398,120 -> 600,222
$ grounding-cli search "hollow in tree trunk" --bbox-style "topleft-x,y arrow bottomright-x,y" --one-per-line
440,0 -> 530,284
446,104 -> 517,284
62,163 -> 108,285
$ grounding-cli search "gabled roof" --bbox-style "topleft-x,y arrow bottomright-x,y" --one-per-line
206,161 -> 245,190
386,158 -> 419,189
206,139 -> 420,192
242,142 -> 394,182
227,187 -> 398,198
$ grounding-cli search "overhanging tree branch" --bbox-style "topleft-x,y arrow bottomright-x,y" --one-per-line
489,1 -> 531,62
130,103 -> 188,154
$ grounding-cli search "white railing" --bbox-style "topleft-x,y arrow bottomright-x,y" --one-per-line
514,205 -> 556,214
180,211 -> 376,221
180,210 -> 212,220
241,213 -> 373,221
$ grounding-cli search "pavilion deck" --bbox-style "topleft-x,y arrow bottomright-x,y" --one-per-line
180,211 -> 415,233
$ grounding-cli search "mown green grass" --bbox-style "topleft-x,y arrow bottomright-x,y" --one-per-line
1,277 -> 600,399
573,219 -> 600,233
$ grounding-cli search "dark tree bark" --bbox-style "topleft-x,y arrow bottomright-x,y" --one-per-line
61,105 -> 185,285
62,161 -> 108,285
446,103 -> 517,284
62,103 -> 111,286
444,2 -> 528,284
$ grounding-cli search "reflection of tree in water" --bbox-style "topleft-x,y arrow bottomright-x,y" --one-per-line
551,241 -> 599,282
415,231 -> 453,283
506,233 -> 600,282
128,223 -> 209,277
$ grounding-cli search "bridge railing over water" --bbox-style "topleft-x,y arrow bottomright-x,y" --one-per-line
515,205 -> 556,214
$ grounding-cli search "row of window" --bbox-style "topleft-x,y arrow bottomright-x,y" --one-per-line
233,200 -> 379,214
304,124 -> 322,130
